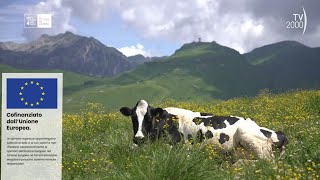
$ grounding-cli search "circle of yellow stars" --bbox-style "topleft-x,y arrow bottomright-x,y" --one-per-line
19,81 -> 45,107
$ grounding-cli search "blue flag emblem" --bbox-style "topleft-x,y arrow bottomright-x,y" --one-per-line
7,78 -> 58,109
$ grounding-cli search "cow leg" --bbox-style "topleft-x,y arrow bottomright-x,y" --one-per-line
178,132 -> 189,143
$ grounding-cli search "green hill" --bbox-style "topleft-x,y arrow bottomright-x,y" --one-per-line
1,40 -> 320,112
246,42 -> 320,91
171,41 -> 238,58
86,40 -> 319,111
244,41 -> 307,65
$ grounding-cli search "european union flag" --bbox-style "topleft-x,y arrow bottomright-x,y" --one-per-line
7,78 -> 57,109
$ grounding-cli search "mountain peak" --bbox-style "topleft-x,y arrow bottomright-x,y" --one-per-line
64,31 -> 75,35
38,31 -> 77,40
265,40 -> 307,49
245,40 -> 310,65
173,41 -> 238,57
0,32 -> 133,77
248,41 -> 308,54
129,54 -> 145,58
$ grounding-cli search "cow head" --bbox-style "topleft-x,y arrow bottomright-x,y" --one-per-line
120,100 -> 167,145
274,131 -> 288,157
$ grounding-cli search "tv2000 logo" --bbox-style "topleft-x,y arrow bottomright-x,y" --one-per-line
286,6 -> 307,35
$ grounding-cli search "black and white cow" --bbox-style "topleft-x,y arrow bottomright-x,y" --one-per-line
119,100 -> 165,144
191,116 -> 288,159
120,100 -> 211,144
120,100 -> 288,160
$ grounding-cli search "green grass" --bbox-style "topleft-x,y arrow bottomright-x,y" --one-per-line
62,90 -> 320,179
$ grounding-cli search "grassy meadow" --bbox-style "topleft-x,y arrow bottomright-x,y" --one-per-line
62,90 -> 320,179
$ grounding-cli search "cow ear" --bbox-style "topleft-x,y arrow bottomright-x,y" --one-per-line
120,107 -> 132,116
151,108 -> 164,117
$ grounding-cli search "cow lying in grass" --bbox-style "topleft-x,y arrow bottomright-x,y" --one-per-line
120,100 -> 288,160
191,116 -> 288,159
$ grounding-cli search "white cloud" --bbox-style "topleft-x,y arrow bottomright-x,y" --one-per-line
62,0 -> 116,22
115,0 -> 320,53
118,43 -> 151,57
14,0 -> 320,53
116,0 -> 268,53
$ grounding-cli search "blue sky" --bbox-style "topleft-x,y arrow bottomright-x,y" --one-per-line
1,0 -> 319,57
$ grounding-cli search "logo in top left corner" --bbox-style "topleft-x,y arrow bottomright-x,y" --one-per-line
7,78 -> 58,109
24,14 -> 52,28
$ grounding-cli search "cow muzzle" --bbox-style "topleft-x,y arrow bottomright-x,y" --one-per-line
133,136 -> 145,145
